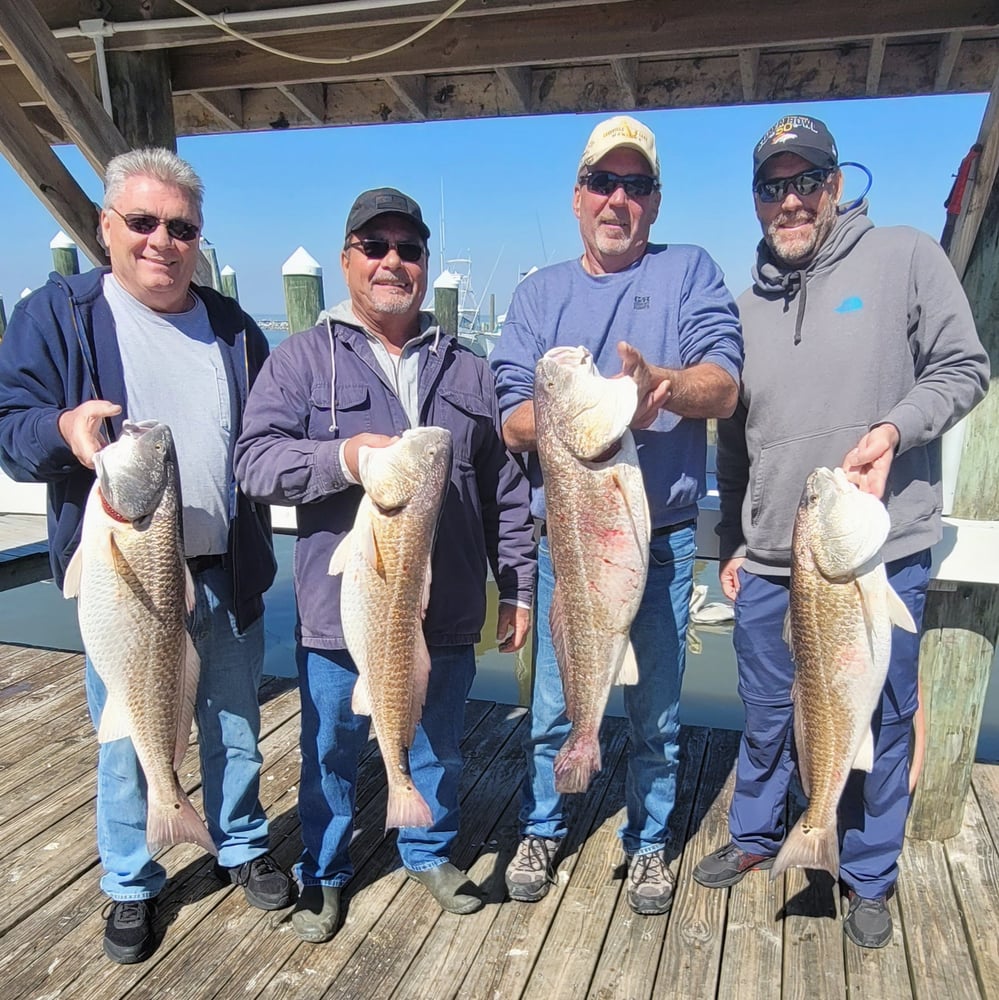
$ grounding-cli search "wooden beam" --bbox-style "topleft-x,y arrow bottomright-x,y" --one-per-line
948,62 -> 999,280
611,57 -> 638,106
106,49 -> 177,151
384,74 -> 428,120
276,83 -> 325,126
189,89 -> 244,131
166,1 -> 998,92
935,30 -> 964,92
0,0 -> 127,176
0,79 -> 104,265
738,48 -> 758,102
495,66 -> 533,113
866,35 -> 886,95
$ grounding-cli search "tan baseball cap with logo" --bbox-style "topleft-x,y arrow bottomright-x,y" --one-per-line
577,115 -> 660,181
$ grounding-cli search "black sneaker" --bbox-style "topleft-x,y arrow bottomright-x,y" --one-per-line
214,853 -> 293,910
505,836 -> 560,902
693,841 -> 775,888
843,892 -> 892,949
103,898 -> 156,964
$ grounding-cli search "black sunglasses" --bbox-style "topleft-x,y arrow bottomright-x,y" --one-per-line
579,171 -> 659,198
108,206 -> 201,242
753,168 -> 833,204
346,238 -> 425,264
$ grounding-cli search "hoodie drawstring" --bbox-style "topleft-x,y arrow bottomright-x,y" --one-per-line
793,269 -> 807,345
326,316 -> 337,433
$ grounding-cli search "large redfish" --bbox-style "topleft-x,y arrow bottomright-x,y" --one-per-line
63,420 -> 215,856
329,427 -> 453,830
534,346 -> 649,794
772,466 -> 916,879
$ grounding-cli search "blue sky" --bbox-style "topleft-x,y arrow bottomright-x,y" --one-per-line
0,93 -> 988,322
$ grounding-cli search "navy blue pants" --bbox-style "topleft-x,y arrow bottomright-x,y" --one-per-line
728,551 -> 930,897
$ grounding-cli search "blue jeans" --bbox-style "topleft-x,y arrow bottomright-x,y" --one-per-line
295,642 -> 476,886
728,551 -> 930,896
520,525 -> 696,855
84,562 -> 270,901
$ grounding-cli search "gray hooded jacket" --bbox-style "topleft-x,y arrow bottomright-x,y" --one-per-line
717,201 -> 990,573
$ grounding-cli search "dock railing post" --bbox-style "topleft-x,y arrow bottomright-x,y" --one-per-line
907,151 -> 999,841
50,231 -> 79,276
282,247 -> 325,334
220,264 -> 239,303
433,270 -> 460,339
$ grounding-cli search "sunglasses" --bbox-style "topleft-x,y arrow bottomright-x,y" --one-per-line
346,238 -> 425,264
108,206 -> 201,242
753,168 -> 833,204
579,171 -> 659,198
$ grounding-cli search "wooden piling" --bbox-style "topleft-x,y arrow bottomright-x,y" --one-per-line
433,270 -> 459,338
49,231 -> 79,276
199,238 -> 222,291
908,152 -> 999,840
220,264 -> 239,303
282,246 -> 324,334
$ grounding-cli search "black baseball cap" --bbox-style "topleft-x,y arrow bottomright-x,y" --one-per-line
344,187 -> 431,242
753,115 -> 838,179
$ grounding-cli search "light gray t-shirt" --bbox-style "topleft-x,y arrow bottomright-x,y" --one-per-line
104,274 -> 232,556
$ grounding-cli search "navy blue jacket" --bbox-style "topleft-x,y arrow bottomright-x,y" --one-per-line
234,317 -> 535,649
0,268 -> 276,630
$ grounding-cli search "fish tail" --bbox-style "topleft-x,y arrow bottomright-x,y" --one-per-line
147,781 -> 217,857
385,783 -> 433,831
553,735 -> 602,794
769,814 -> 839,880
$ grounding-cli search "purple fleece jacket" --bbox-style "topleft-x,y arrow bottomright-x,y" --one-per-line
234,316 -> 535,650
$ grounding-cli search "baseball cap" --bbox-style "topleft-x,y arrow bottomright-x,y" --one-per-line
578,115 -> 660,181
344,187 -> 431,242
753,115 -> 838,179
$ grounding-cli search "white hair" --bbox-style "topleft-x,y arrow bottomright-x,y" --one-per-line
103,148 -> 204,219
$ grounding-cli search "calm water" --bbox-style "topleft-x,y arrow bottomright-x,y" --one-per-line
4,533 -> 997,762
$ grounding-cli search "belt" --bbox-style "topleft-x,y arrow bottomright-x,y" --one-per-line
187,553 -> 225,574
538,517 -> 696,538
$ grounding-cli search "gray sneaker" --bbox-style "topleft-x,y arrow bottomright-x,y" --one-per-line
505,836 -> 560,902
627,851 -> 675,915
843,892 -> 892,949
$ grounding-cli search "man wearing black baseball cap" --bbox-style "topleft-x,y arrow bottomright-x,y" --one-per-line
235,186 -> 535,943
694,114 -> 989,951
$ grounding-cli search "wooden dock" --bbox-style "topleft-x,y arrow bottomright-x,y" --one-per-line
1,642 -> 997,1000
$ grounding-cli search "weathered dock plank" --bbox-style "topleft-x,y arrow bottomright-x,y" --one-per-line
1,642 -> 998,1000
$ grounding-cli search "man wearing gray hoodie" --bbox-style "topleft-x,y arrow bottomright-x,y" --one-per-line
692,115 -> 989,949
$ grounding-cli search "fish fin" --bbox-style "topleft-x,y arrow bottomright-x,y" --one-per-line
792,697 -> 812,798
109,533 -> 131,581
421,558 -> 432,621
63,545 -> 83,599
769,814 -> 839,880
329,530 -> 352,576
554,731 -> 602,794
184,563 -> 196,616
385,782 -> 433,831
174,634 -> 201,771
548,581 -> 575,718
886,584 -> 917,633
611,462 -> 651,551
853,727 -> 875,773
351,676 -> 372,716
146,778 -> 217,856
408,635 -> 431,745
613,641 -> 639,685
95,687 -> 133,744
782,608 -> 794,660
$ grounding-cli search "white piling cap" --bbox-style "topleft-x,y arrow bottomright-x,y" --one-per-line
20,287 -> 32,298
433,269 -> 462,290
49,231 -> 76,250
221,265 -> 236,276
282,246 -> 322,277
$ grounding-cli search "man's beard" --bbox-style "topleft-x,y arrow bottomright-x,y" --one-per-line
369,285 -> 417,315
765,197 -> 837,267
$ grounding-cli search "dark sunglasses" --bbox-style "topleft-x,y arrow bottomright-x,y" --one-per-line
346,238 -> 425,263
753,168 -> 833,204
108,206 -> 201,242
579,171 -> 659,198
